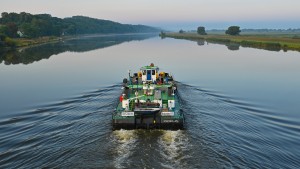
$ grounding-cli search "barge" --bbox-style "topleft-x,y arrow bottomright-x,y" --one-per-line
112,64 -> 184,130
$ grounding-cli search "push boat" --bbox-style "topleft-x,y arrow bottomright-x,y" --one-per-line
113,64 -> 184,130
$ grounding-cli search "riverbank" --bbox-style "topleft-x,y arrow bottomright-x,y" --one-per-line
161,32 -> 300,52
0,36 -> 69,50
5,33 -> 156,49
14,36 -> 71,48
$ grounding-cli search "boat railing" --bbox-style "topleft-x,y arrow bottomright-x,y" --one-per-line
135,102 -> 160,109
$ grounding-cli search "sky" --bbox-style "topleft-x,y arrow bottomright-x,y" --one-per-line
1,0 -> 300,30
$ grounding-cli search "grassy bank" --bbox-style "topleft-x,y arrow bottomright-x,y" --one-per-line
0,36 -> 67,49
162,32 -> 300,52
14,36 -> 68,47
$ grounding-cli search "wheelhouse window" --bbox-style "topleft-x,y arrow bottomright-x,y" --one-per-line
152,70 -> 155,75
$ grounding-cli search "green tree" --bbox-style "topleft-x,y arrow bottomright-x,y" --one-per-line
0,34 -> 6,47
225,26 -> 241,35
6,22 -> 18,37
159,31 -> 166,37
0,12 -> 9,24
197,26 -> 207,35
20,23 -> 38,38
179,29 -> 184,33
0,23 -> 18,38
0,25 -> 8,36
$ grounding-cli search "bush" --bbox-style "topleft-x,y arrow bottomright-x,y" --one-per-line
225,26 -> 241,35
4,37 -> 17,47
197,26 -> 207,35
292,35 -> 300,39
0,34 -> 8,47
159,31 -> 166,37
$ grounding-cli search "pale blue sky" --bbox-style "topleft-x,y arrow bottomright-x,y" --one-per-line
1,0 -> 300,30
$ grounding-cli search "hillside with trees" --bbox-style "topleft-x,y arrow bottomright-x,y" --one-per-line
0,12 -> 160,47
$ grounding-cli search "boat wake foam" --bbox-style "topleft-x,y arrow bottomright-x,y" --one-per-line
112,129 -> 138,168
158,130 -> 191,169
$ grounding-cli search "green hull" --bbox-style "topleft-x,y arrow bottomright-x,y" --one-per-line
113,65 -> 184,130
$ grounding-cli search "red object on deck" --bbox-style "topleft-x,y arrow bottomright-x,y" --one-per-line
119,95 -> 123,102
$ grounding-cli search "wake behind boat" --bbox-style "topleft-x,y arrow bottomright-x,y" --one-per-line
113,63 -> 184,130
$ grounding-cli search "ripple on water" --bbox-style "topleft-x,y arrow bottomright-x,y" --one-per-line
177,82 -> 300,169
0,84 -> 120,168
0,83 -> 299,168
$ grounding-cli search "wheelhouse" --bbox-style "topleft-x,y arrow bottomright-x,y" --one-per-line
141,65 -> 159,82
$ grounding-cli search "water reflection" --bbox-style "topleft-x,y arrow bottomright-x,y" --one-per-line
196,39 -> 205,46
226,43 -> 240,51
240,41 -> 281,52
0,35 -> 300,168
195,39 -> 241,51
0,34 -> 155,65
193,39 -> 291,52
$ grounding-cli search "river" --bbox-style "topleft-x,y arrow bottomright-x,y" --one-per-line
0,34 -> 299,168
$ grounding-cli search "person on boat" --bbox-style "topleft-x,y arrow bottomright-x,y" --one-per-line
160,77 -> 164,84
119,94 -> 126,102
136,98 -> 140,107
146,98 -> 151,106
165,76 -> 169,84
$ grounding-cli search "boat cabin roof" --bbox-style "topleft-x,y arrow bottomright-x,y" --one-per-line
140,66 -> 159,71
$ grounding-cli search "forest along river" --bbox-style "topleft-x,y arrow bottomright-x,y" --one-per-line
0,34 -> 300,168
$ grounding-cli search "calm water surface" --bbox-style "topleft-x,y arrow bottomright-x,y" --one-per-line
0,34 -> 299,168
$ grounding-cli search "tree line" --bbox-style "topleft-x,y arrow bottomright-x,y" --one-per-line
185,26 -> 300,35
179,26 -> 241,35
197,26 -> 241,35
0,12 -> 159,39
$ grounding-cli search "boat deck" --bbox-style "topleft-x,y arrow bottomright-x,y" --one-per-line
114,89 -> 182,120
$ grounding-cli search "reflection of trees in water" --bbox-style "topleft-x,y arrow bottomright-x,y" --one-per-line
226,43 -> 240,51
198,39 -> 284,52
0,34 -> 155,65
197,39 -> 205,46
240,41 -> 281,52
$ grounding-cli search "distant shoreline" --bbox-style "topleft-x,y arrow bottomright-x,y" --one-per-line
161,32 -> 300,52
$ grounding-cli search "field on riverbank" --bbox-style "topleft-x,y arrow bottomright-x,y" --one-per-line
0,36 -> 67,49
14,36 -> 65,47
162,32 -> 300,52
